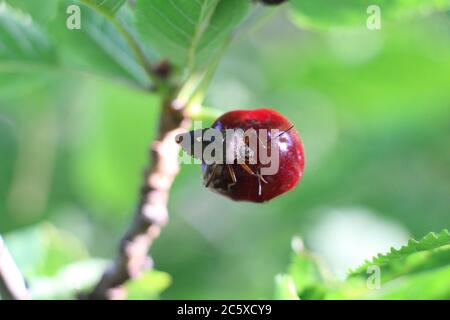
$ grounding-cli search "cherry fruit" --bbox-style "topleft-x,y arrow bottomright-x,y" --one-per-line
203,108 -> 304,202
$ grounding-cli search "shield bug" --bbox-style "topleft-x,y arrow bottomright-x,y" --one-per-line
176,109 -> 304,202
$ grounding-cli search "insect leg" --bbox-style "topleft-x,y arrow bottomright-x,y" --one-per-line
257,173 -> 262,196
257,166 -> 268,184
240,163 -> 268,183
226,165 -> 237,191
239,163 -> 256,175
205,164 -> 219,188
240,163 -> 268,196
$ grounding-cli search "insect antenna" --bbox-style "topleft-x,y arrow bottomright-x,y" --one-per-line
275,124 -> 294,139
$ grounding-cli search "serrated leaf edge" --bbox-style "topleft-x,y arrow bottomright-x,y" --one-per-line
348,229 -> 450,276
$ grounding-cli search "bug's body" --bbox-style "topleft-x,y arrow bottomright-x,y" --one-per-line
176,128 -> 265,193
178,109 -> 303,203
175,128 -> 257,165
175,126 -> 292,196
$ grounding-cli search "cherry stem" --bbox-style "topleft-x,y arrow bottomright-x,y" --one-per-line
84,98 -> 191,299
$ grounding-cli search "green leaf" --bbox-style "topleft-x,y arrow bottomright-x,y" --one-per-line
349,229 -> 450,280
273,274 -> 300,300
81,0 -> 126,14
282,237 -> 332,299
368,265 -> 450,300
29,259 -> 108,300
275,237 -> 333,299
324,248 -> 450,299
0,3 -> 60,105
49,0 -> 151,88
4,0 -> 59,26
289,0 -> 450,29
324,263 -> 450,300
334,229 -> 450,299
136,0 -> 249,69
70,79 -> 159,218
0,71 -> 59,105
288,251 -> 329,299
4,223 -> 88,278
0,2 -> 56,69
279,231 -> 450,299
125,270 -> 172,300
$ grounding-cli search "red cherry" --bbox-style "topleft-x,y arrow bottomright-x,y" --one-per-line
202,108 -> 304,202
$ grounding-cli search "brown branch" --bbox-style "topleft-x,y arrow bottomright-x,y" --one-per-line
85,98 -> 190,300
0,235 -> 31,300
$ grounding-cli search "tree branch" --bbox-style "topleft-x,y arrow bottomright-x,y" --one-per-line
0,235 -> 31,300
85,98 -> 190,300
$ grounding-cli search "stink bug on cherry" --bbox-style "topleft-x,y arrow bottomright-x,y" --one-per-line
175,110 -> 298,201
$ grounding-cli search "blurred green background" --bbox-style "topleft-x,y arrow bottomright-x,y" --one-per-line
1,1 -> 449,299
